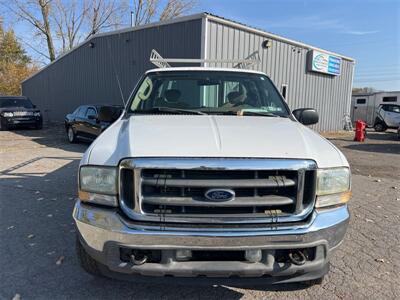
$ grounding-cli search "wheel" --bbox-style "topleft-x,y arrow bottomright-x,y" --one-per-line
76,236 -> 103,277
0,121 -> 8,131
374,123 -> 386,132
67,126 -> 77,143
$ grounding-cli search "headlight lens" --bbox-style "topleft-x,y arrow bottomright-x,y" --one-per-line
315,167 -> 351,208
33,112 -> 41,117
2,112 -> 14,117
79,166 -> 118,206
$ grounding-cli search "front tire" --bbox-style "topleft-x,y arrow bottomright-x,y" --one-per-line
76,236 -> 103,277
0,121 -> 8,131
374,123 -> 386,132
67,126 -> 77,143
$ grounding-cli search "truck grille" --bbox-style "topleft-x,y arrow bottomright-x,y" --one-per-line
119,158 -> 317,224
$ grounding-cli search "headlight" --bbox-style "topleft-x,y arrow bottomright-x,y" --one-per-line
315,167 -> 351,208
79,166 -> 118,206
33,112 -> 41,117
2,112 -> 14,117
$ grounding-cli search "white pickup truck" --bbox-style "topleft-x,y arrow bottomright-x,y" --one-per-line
73,66 -> 351,285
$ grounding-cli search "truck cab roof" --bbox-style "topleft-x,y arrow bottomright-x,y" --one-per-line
145,67 -> 267,76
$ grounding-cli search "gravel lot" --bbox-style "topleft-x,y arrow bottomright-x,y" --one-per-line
0,126 -> 399,300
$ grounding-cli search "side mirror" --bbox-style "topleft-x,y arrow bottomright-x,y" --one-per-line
33,104 -> 37,108
292,108 -> 319,125
97,106 -> 117,122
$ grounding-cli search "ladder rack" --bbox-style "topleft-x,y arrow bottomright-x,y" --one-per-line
150,49 -> 260,69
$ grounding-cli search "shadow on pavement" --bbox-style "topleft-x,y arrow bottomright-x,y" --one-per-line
344,143 -> 400,155
6,125 -> 90,152
364,131 -> 399,142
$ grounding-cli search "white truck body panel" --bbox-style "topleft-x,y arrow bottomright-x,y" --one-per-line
83,115 -> 348,169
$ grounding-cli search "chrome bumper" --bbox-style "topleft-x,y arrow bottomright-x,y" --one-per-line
73,201 -> 349,278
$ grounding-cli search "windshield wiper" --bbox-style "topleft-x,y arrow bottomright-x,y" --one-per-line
133,107 -> 207,115
220,110 -> 284,117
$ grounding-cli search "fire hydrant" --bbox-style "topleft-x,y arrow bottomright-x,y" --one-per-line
354,120 -> 366,142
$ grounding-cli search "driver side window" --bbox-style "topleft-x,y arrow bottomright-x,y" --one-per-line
85,107 -> 96,117
389,105 -> 400,113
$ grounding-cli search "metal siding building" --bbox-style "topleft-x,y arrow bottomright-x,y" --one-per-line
22,13 -> 354,131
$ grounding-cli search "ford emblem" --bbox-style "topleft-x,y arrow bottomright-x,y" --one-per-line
204,189 -> 235,202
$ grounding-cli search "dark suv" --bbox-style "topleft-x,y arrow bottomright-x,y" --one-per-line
0,96 -> 43,130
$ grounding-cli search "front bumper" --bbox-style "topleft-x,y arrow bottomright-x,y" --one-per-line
73,201 -> 349,280
1,116 -> 42,127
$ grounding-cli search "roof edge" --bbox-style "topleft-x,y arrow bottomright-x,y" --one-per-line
22,13 -> 207,84
204,13 -> 355,62
352,91 -> 400,96
22,11 -> 355,84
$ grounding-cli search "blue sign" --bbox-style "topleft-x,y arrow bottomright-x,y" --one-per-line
309,50 -> 341,76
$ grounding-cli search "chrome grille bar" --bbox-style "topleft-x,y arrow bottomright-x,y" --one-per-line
141,177 -> 296,188
142,195 -> 295,207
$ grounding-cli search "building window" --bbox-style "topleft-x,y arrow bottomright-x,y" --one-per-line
281,84 -> 288,99
382,96 -> 397,102
356,98 -> 366,104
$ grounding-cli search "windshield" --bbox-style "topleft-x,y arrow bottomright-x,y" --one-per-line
129,71 -> 289,117
0,98 -> 34,109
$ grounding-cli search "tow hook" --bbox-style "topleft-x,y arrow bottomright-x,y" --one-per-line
288,250 -> 306,265
130,254 -> 148,265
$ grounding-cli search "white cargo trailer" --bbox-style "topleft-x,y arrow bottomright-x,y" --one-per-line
351,91 -> 400,128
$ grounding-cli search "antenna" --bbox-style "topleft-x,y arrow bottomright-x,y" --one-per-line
149,49 -> 260,69
106,39 -> 126,106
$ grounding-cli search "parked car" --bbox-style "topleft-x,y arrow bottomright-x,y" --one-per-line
374,104 -> 400,132
0,96 -> 43,130
73,67 -> 351,285
65,104 -> 123,143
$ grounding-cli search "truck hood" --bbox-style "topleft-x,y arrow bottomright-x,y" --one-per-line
83,115 -> 348,168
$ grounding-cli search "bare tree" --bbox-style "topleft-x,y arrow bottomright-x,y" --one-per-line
159,0 -> 196,21
1,0 -> 129,61
3,0 -> 56,61
52,0 -> 88,52
1,0 -> 196,62
86,0 -> 129,37
132,0 -> 158,26
132,0 -> 196,26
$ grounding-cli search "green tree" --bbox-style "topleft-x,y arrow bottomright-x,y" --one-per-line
0,20 -> 37,95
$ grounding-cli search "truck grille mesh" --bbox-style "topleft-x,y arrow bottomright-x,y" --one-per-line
119,159 -> 316,224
